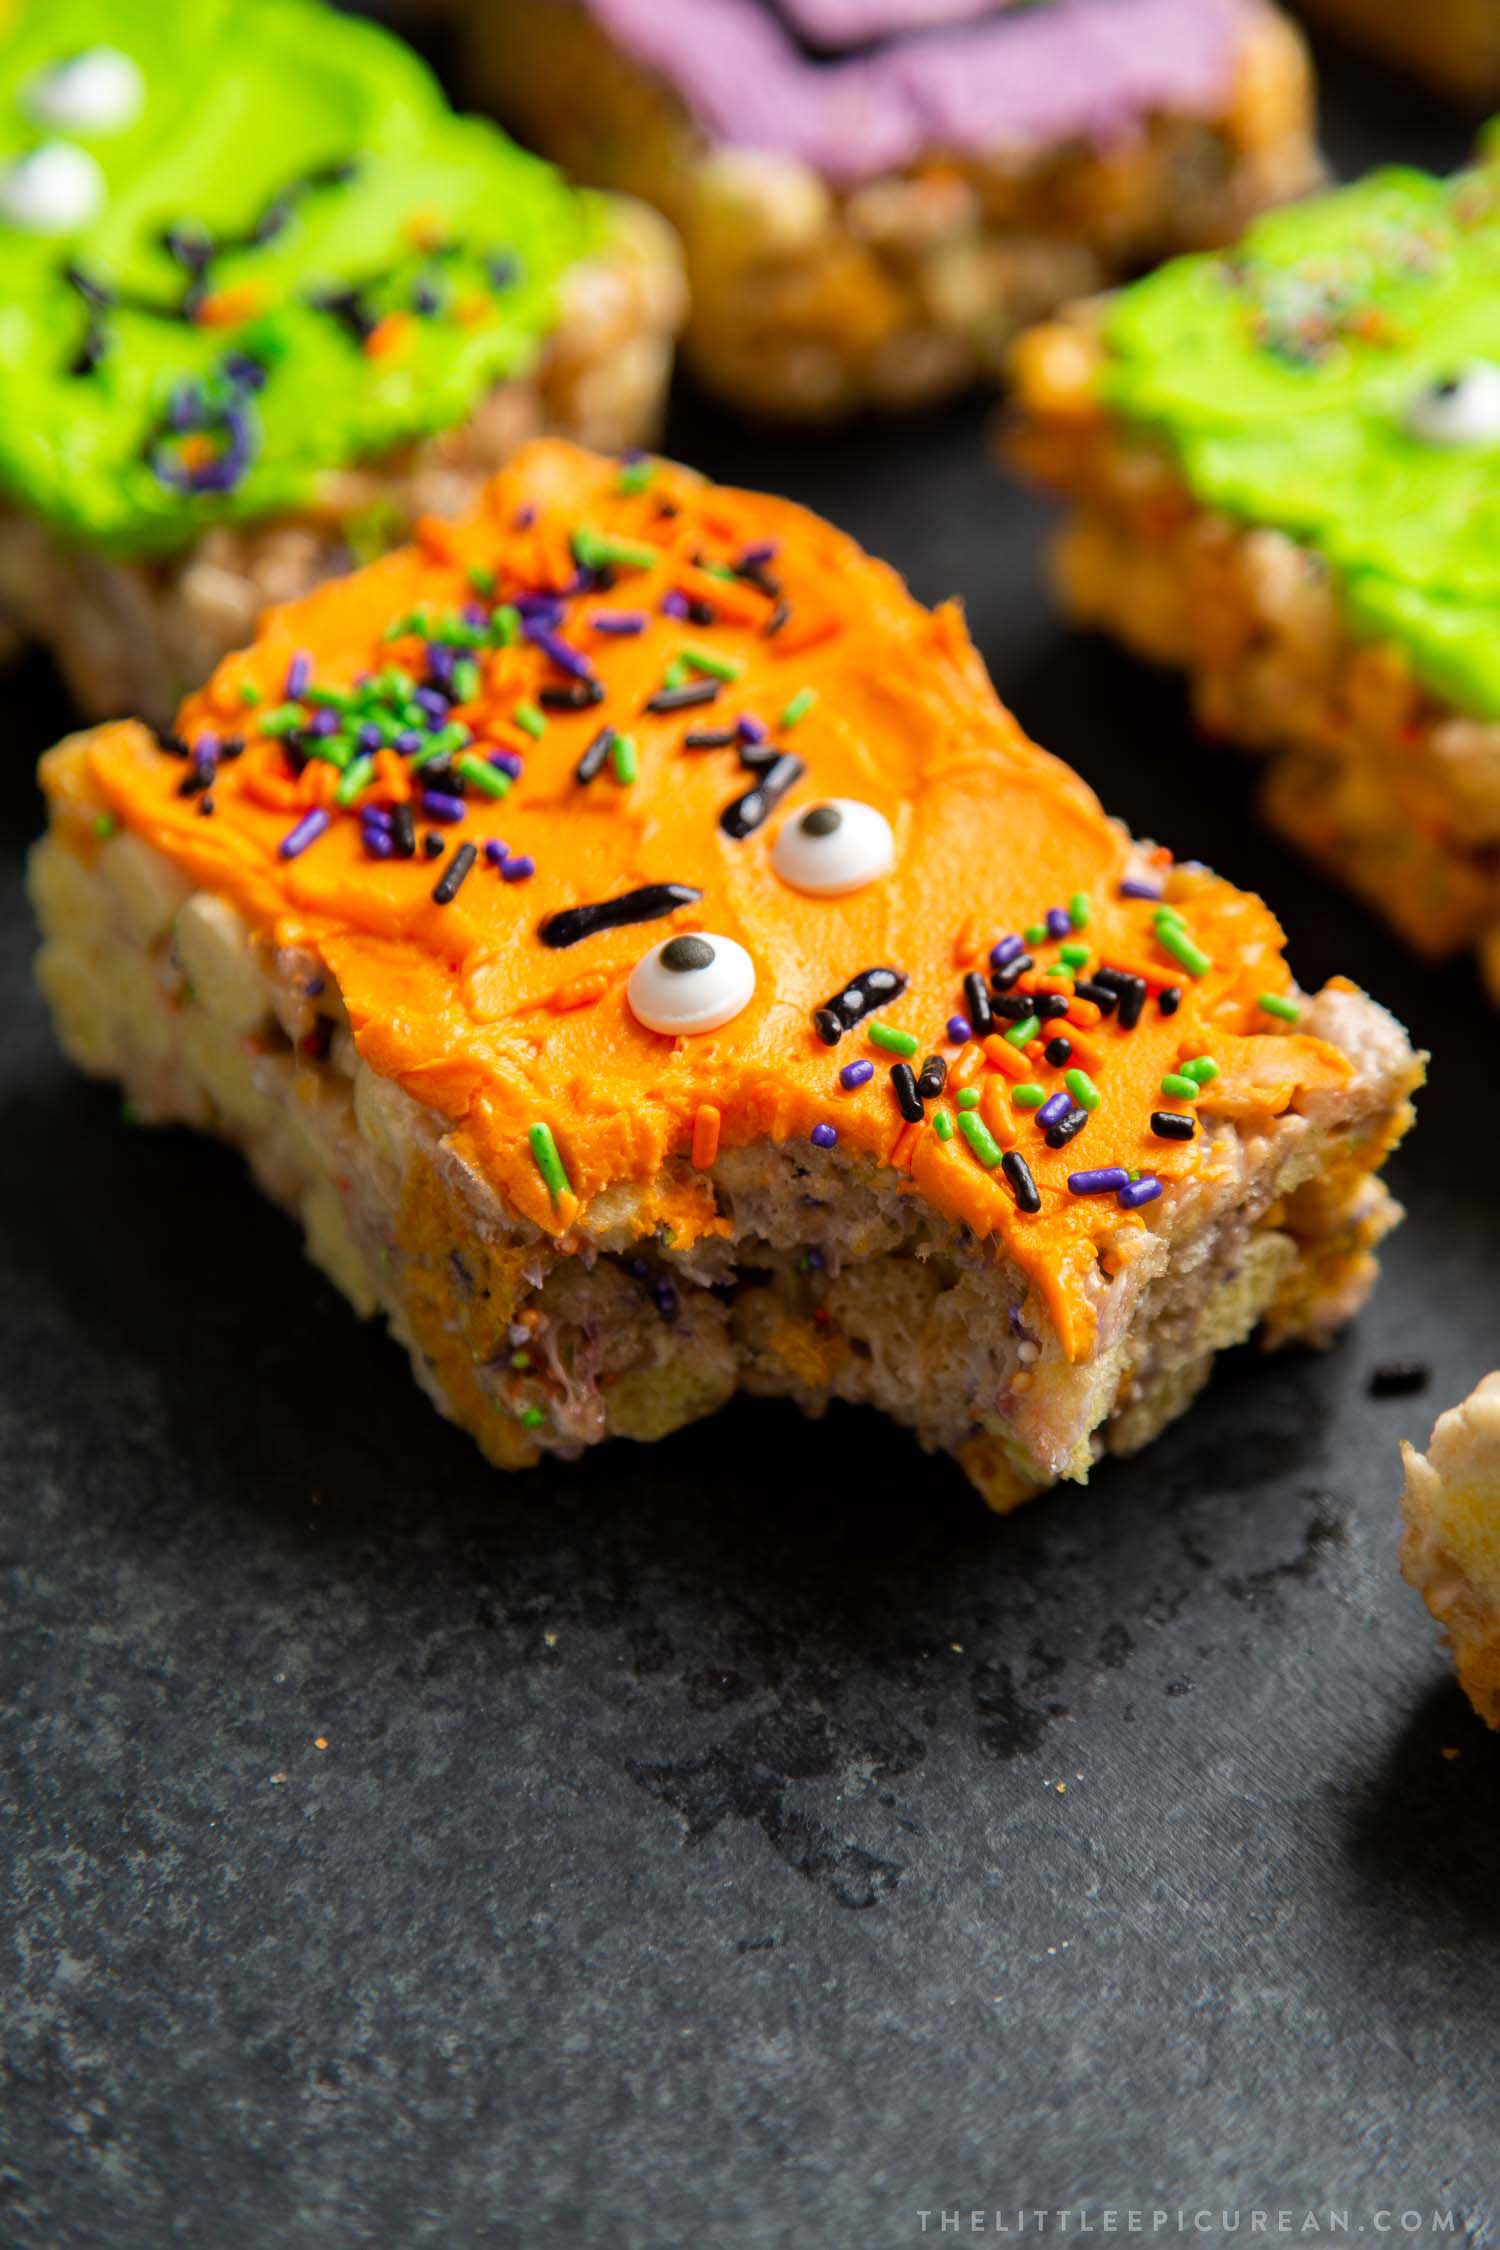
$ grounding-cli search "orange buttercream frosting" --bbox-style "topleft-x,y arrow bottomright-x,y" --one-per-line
47,441 -> 1357,1358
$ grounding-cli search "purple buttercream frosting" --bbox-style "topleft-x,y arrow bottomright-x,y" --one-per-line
574,0 -> 1253,185
777,0 -> 1006,46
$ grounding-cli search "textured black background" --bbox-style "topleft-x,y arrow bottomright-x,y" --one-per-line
3,28 -> 1498,2248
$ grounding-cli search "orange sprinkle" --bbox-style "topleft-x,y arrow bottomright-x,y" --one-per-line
891,1119 -> 925,1170
982,1034 -> 1030,1082
193,282 -> 266,328
671,565 -> 763,626
453,291 -> 491,327
403,206 -> 448,250
1067,998 -> 1103,1030
948,1040 -> 986,1088
691,1103 -> 722,1169
951,916 -> 983,967
364,313 -> 414,361
550,973 -> 607,1014
980,1078 -> 1016,1149
371,749 -> 412,803
1060,1031 -> 1105,1074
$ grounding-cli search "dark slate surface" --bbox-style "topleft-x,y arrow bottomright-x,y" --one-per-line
2,33 -> 1497,2249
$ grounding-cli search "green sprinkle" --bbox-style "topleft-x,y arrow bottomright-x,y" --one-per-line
1155,920 -> 1213,978
933,1110 -> 954,1141
451,657 -> 481,705
1012,1083 -> 1046,1110
1183,1055 -> 1219,1084
334,754 -> 375,805
468,565 -> 497,597
490,605 -> 520,648
513,701 -> 546,740
528,1121 -> 572,1202
1004,1013 -> 1041,1048
868,1021 -> 919,1058
573,527 -> 659,573
957,1111 -> 1004,1169
510,1350 -> 532,1371
617,459 -> 654,495
309,733 -> 354,771
1258,991 -> 1301,1024
92,811 -> 118,840
520,1406 -> 546,1430
681,645 -> 743,682
1064,1069 -> 1100,1111
1154,903 -> 1187,930
1160,1073 -> 1199,1101
259,702 -> 306,737
457,755 -> 512,800
611,732 -> 639,784
305,685 -> 351,711
699,558 -> 738,583
1068,891 -> 1090,929
237,681 -> 262,708
956,1085 -> 982,1111
780,687 -> 817,729
1024,923 -> 1047,947
662,657 -> 689,691
1059,942 -> 1090,971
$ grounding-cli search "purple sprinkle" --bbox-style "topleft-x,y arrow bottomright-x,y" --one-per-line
426,644 -> 455,691
1037,1091 -> 1072,1130
279,808 -> 329,861
811,1122 -> 838,1150
309,708 -> 339,739
515,591 -> 564,625
1068,1167 -> 1130,1197
1120,878 -> 1164,901
357,722 -> 382,753
501,854 -> 535,883
168,381 -> 203,432
361,806 -> 393,832
363,829 -> 395,860
990,936 -> 1023,970
653,1279 -> 680,1323
415,687 -> 450,721
839,1059 -> 875,1091
946,1014 -> 972,1044
1045,907 -> 1070,939
590,610 -> 647,636
304,976 -> 325,997
737,540 -> 779,567
461,601 -> 489,630
421,790 -> 466,823
284,652 -> 312,699
737,713 -> 768,745
483,840 -> 510,868
514,502 -> 536,529
1117,1176 -> 1163,1210
661,589 -> 691,622
490,749 -> 523,780
394,728 -> 424,755
524,621 -> 596,682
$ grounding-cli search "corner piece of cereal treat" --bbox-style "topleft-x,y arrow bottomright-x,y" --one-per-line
1402,1374 -> 1500,1730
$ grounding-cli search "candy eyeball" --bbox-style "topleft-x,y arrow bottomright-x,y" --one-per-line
1405,363 -> 1500,447
27,48 -> 145,133
627,932 -> 755,1035
0,142 -> 105,231
770,798 -> 894,896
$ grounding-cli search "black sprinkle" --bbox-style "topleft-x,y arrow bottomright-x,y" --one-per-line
574,726 -> 615,785
916,1055 -> 947,1101
962,970 -> 993,1039
196,795 -> 215,817
175,768 -> 212,798
1158,985 -> 1183,1017
720,754 -> 804,840
646,680 -> 721,714
991,994 -> 1036,1021
390,803 -> 416,859
1044,1037 -> 1072,1067
1002,1151 -> 1041,1214
155,731 -> 192,760
1034,993 -> 1070,1022
539,882 -> 702,950
432,841 -> 477,905
541,681 -> 605,711
1369,1361 -> 1431,1399
1150,1111 -> 1196,1141
890,1063 -> 924,1123
813,965 -> 908,1044
422,832 -> 446,860
990,952 -> 1033,993
1073,979 -> 1119,1014
1045,1106 -> 1089,1149
764,600 -> 791,637
682,728 -> 738,750
686,599 -> 717,628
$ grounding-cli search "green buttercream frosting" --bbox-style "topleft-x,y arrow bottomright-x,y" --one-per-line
0,0 -> 605,556
1102,151 -> 1500,719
